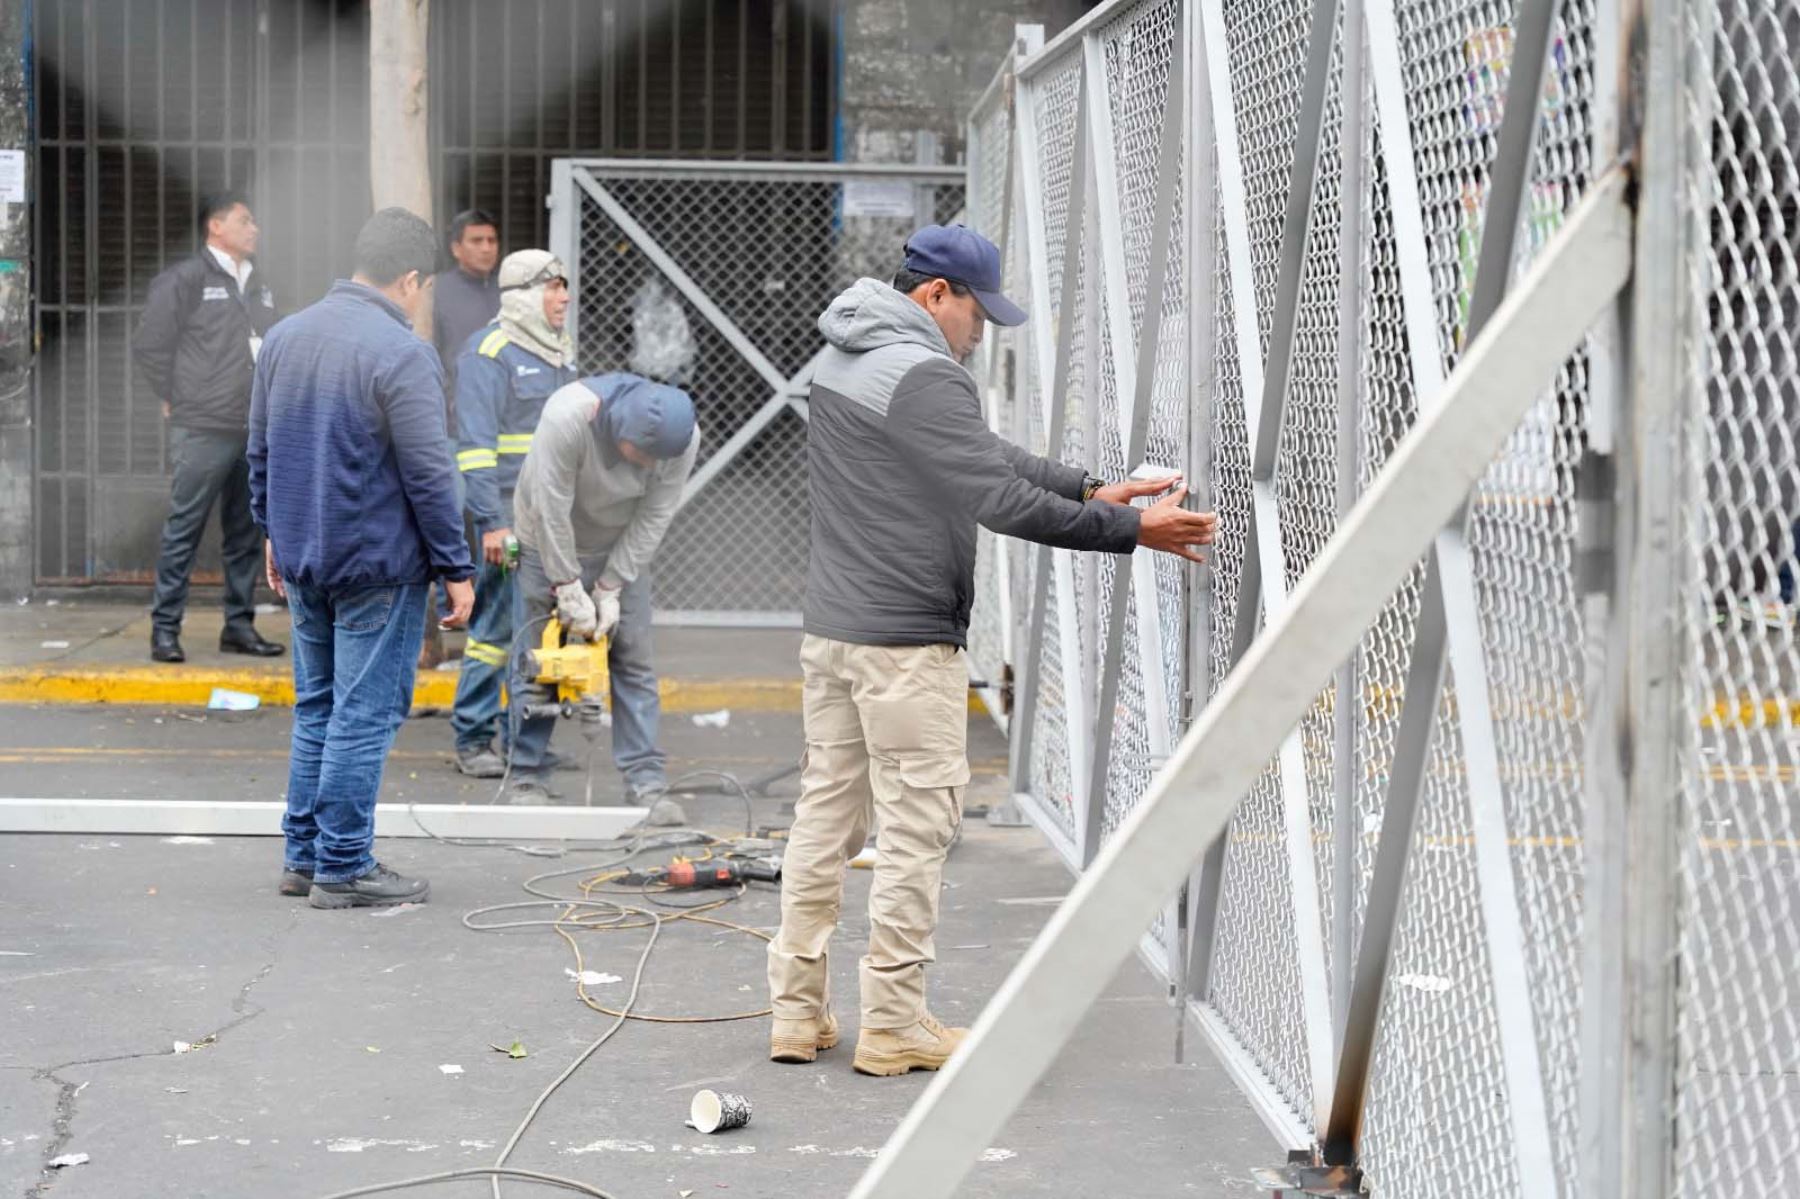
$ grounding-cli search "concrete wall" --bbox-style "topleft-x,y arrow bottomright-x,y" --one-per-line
838,0 -> 1088,166
0,0 -> 28,599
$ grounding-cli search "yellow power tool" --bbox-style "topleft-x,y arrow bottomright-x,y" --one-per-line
518,616 -> 610,734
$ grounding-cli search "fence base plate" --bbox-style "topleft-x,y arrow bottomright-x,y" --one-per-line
1249,1158 -> 1363,1197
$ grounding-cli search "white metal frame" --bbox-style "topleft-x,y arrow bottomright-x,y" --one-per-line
0,798 -> 643,840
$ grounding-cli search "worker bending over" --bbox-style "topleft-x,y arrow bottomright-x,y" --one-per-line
767,224 -> 1219,1076
449,250 -> 576,779
506,373 -> 700,807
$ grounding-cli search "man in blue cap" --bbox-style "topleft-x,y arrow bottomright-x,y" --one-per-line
506,373 -> 700,807
766,224 -> 1219,1077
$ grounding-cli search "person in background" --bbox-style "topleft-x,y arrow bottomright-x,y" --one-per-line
136,191 -> 284,664
448,251 -> 577,779
506,373 -> 699,809
766,225 -> 1218,1077
419,208 -> 501,670
432,207 -> 501,392
249,207 -> 475,910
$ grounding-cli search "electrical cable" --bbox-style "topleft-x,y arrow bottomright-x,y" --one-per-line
312,1167 -> 620,1199
494,613 -> 557,806
319,706 -> 782,1198
484,888 -> 663,1199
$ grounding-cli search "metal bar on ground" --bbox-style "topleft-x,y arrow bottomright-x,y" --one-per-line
0,799 -> 645,841
847,166 -> 1634,1199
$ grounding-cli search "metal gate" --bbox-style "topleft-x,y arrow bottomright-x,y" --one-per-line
888,1 -> 1800,1197
548,158 -> 966,624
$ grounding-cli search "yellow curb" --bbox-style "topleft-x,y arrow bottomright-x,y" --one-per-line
0,665 -> 990,715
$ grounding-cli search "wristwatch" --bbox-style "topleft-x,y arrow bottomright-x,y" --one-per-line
1081,473 -> 1106,501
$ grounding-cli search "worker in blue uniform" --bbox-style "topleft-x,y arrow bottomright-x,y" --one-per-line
450,249 -> 578,778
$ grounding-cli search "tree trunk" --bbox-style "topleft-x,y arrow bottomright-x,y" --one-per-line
370,0 -> 433,339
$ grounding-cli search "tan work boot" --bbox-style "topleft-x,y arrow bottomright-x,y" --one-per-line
852,1012 -> 968,1077
769,1010 -> 840,1064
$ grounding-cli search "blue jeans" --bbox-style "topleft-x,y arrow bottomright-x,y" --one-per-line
282,582 -> 428,882
450,561 -> 515,752
510,545 -> 665,787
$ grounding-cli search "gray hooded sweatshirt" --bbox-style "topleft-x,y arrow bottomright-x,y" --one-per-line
805,277 -> 1139,648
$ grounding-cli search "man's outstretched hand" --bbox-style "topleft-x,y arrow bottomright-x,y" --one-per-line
1131,484 -> 1219,564
1093,475 -> 1184,506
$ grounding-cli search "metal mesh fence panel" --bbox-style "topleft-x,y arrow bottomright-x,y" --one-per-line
1355,1 -> 1603,1193
1673,0 -> 1800,1193
967,84 -> 1019,722
960,0 -> 1694,1188
569,166 -> 963,620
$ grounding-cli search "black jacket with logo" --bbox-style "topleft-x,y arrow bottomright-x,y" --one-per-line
135,251 -> 281,433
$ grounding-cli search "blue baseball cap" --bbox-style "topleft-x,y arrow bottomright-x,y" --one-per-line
901,224 -> 1028,327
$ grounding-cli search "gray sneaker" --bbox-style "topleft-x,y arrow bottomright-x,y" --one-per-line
308,863 -> 429,910
455,744 -> 506,779
624,779 -> 668,805
278,867 -> 314,897
507,777 -> 563,805
642,798 -> 688,827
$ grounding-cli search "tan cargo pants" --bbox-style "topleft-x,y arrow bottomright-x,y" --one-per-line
766,634 -> 970,1030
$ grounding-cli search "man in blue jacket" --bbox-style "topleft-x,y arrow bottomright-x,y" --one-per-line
449,249 -> 577,779
249,208 -> 476,910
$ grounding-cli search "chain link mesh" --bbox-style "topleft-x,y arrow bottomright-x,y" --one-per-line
1356,1 -> 1601,1192
570,167 -> 963,618
967,83 -> 1019,716
982,0 -> 1644,1186
1673,0 -> 1800,1193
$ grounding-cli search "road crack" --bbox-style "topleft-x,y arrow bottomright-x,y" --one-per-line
23,912 -> 297,1196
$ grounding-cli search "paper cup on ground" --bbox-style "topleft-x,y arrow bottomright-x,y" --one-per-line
690,1088 -> 751,1134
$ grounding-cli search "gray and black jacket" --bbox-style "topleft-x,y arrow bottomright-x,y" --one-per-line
805,278 -> 1140,648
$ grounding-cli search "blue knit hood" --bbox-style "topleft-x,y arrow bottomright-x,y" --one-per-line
583,372 -> 697,463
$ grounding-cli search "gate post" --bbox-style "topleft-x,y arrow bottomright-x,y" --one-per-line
1619,0 -> 1700,1195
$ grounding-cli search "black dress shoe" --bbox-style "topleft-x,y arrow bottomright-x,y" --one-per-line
220,626 -> 285,657
150,629 -> 186,663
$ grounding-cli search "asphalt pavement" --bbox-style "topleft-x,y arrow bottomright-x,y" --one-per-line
0,702 -> 1277,1199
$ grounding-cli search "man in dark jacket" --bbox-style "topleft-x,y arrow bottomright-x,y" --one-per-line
432,208 -> 501,390
136,191 -> 283,663
249,208 -> 475,910
766,225 -> 1218,1076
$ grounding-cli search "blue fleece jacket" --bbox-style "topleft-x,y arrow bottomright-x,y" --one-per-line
248,280 -> 475,588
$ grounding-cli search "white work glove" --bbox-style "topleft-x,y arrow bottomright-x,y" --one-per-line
591,584 -> 622,638
554,580 -> 599,641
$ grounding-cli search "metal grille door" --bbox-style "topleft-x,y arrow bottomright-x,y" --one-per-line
550,160 -> 966,623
